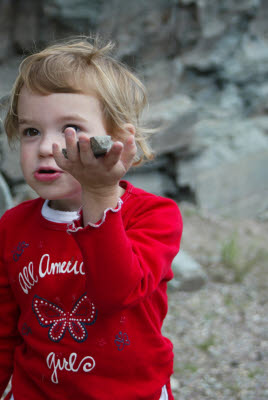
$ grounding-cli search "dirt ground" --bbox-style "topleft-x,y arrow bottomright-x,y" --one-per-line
164,203 -> 268,400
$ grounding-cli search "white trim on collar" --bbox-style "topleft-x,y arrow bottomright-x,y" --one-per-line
41,199 -> 80,224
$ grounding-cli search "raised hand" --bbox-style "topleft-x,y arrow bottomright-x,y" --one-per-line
52,127 -> 137,224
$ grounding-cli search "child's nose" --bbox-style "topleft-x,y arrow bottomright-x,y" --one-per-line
38,132 -> 57,156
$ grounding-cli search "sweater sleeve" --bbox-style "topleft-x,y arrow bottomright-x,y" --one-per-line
0,215 -> 21,397
70,195 -> 182,314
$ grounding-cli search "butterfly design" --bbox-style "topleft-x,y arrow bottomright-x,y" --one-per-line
32,293 -> 97,343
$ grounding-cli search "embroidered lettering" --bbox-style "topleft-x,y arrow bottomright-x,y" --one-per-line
18,254 -> 85,294
39,254 -> 85,278
19,262 -> 38,294
46,352 -> 95,384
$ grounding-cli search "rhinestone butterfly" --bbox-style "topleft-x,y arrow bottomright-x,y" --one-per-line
32,293 -> 97,343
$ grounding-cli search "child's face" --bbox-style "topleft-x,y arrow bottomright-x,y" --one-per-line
17,86 -> 109,211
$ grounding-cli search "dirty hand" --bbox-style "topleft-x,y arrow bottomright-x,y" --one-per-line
52,127 -> 137,197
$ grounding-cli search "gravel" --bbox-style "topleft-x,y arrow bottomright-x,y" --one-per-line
164,203 -> 268,400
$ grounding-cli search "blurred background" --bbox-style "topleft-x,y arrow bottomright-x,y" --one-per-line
0,1 -> 268,399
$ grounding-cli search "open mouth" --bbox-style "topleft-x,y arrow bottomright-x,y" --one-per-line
39,169 -> 57,174
34,168 -> 62,181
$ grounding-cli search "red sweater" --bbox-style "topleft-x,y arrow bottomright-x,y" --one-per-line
0,181 -> 182,400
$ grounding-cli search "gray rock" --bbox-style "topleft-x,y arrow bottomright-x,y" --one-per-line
220,35 -> 268,84
62,136 -> 113,159
0,0 -> 14,61
1,0 -> 268,220
126,170 -> 175,197
13,0 -> 41,51
189,150 -> 268,217
144,94 -> 199,155
90,136 -> 113,157
143,58 -> 184,102
61,148 -> 68,159
0,57 -> 20,102
43,0 -> 102,23
0,135 -> 23,181
250,0 -> 268,38
182,32 -> 240,72
0,172 -> 13,217
197,0 -> 226,38
219,84 -> 244,116
177,118 -> 268,216
99,0 -> 180,62
242,83 -> 268,115
171,249 -> 208,292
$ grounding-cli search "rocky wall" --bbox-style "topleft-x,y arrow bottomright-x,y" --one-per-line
1,0 -> 268,218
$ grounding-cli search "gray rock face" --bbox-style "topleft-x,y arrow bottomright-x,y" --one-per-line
177,118 -> 268,216
0,173 -> 13,216
1,0 -> 268,217
0,135 -> 24,182
171,250 -> 208,292
144,95 -> 198,154
126,169 -> 175,198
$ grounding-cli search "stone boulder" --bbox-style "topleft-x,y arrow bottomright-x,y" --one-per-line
177,117 -> 268,216
171,249 -> 208,292
0,0 -> 268,218
0,0 -> 14,61
0,172 -> 13,216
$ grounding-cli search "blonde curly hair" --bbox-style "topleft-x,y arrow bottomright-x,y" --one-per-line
4,36 -> 154,164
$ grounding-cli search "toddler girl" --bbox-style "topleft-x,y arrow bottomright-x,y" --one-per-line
0,36 -> 182,400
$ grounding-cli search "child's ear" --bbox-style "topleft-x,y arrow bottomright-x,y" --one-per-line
123,123 -> 136,136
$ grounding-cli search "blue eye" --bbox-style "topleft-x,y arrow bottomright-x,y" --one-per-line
23,128 -> 40,137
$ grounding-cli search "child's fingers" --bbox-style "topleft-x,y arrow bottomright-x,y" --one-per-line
64,127 -> 79,161
52,142 -> 68,169
120,135 -> 137,168
78,136 -> 94,165
103,141 -> 124,169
